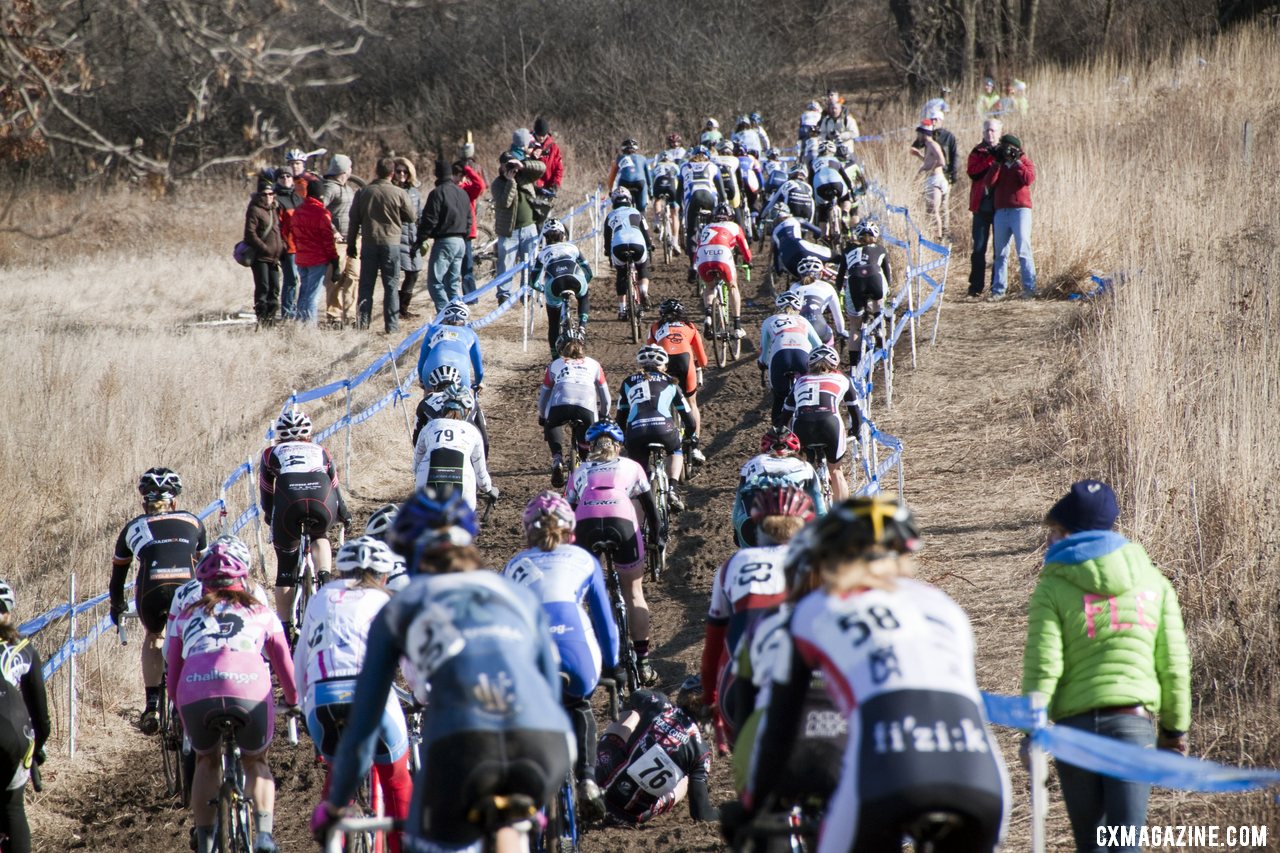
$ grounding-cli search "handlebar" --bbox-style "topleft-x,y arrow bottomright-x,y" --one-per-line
325,817 -> 403,853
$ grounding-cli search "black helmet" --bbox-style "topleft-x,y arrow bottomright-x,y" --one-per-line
621,138 -> 639,153
658,298 -> 685,320
138,467 -> 183,501
713,203 -> 733,222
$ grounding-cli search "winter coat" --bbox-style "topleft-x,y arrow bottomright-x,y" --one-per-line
966,143 -> 999,213
986,153 -> 1036,209
399,185 -> 424,272
292,196 -> 340,268
347,178 -> 416,248
456,164 -> 487,240
491,158 -> 545,236
320,178 -> 356,237
418,179 -> 473,240
536,137 -> 565,191
274,184 -> 303,254
1022,530 -> 1192,733
244,193 -> 284,263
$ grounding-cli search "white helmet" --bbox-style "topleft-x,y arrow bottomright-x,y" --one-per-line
335,536 -> 399,575
275,408 -> 312,440
808,345 -> 840,369
796,257 -> 825,278
775,291 -> 802,311
364,504 -> 399,539
428,365 -> 462,388
441,300 -> 470,324
204,534 -> 252,570
636,345 -> 669,369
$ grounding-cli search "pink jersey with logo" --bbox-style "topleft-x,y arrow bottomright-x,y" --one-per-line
166,599 -> 297,707
567,457 -> 651,526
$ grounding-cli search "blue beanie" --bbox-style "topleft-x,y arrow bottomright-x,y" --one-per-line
1048,480 -> 1119,532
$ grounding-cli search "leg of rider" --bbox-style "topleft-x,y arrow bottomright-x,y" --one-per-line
830,465 -> 850,502
0,781 -> 31,853
372,755 -> 413,853
545,302 -> 560,357
577,290 -> 590,330
272,539 -> 298,628
142,629 -> 165,710
622,572 -> 650,661
191,751 -> 220,852
728,279 -> 742,332
615,265 -> 628,315
243,750 -> 275,846
563,689 -> 597,785
312,534 -> 332,579
668,449 -> 684,484
637,260 -> 650,306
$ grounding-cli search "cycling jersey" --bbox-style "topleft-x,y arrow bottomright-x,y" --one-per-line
772,217 -> 833,278
811,156 -> 852,202
786,372 -> 860,463
416,323 -> 484,390
604,206 -> 651,268
537,356 -> 610,420
737,155 -> 762,195
762,162 -> 788,195
837,242 -> 893,313
111,511 -> 207,633
530,242 -> 593,305
651,161 -> 681,201
609,153 -> 654,211
758,312 -> 822,366
596,689 -> 713,825
748,578 -> 1008,853
0,636 -> 48,794
411,391 -> 488,449
800,136 -> 824,167
167,578 -> 270,633
679,160 -> 725,207
731,128 -> 765,155
695,220 -> 752,288
567,457 -> 651,530
260,440 -> 348,584
789,280 -> 846,342
732,454 -> 827,546
646,321 -> 708,396
713,155 -> 742,206
616,371 -> 696,457
412,418 -> 492,508
763,181 -> 815,222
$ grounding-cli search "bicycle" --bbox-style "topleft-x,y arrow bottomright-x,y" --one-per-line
591,542 -> 640,697
623,261 -> 643,344
211,715 -> 256,853
120,611 -> 195,806
346,761 -> 386,853
324,817 -> 403,853
653,202 -> 673,265
540,674 -> 580,853
804,443 -> 833,510
643,443 -> 671,583
392,684 -> 426,774
289,529 -> 325,650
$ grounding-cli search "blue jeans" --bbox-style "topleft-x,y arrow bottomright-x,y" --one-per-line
1055,711 -> 1156,853
357,243 -> 402,332
496,225 -> 538,303
279,253 -> 299,319
297,265 -> 328,324
461,238 -> 476,295
991,207 -> 1036,295
426,236 -> 467,310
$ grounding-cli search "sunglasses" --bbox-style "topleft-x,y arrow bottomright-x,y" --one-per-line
394,168 -> 409,174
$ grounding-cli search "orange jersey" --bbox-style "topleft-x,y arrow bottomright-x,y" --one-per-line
647,321 -> 708,393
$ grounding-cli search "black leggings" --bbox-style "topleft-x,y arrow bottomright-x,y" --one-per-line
0,780 -> 29,853
544,293 -> 590,354
563,690 -> 597,784
251,260 -> 282,324
543,405 -> 594,456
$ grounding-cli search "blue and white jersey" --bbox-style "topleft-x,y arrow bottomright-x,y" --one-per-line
764,181 -> 815,220
606,207 -> 649,258
789,279 -> 846,340
416,323 -> 484,389
763,161 -> 789,195
652,160 -> 681,184
531,242 -> 592,304
771,216 -> 824,248
679,160 -> 723,204
502,544 -> 621,686
613,153 -> 652,190
732,128 -> 765,155
811,156 -> 850,197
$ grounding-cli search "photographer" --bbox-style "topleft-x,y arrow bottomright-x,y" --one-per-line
490,129 -> 546,304
965,118 -> 1002,297
984,133 -> 1037,299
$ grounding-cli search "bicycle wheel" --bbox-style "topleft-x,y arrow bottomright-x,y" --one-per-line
710,287 -> 729,368
604,560 -> 639,695
216,784 -> 235,853
349,774 -> 377,853
727,283 -> 743,360
236,796 -> 256,853
158,695 -> 179,797
626,267 -> 642,344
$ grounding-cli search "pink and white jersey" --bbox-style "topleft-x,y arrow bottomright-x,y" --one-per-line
266,440 -> 330,474
166,578 -> 270,635
293,580 -> 392,707
166,600 -> 296,707
567,457 -> 651,525
538,356 -> 610,417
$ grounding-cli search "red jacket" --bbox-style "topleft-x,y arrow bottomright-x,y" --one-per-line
291,196 -> 340,268
456,164 -> 487,239
985,153 -> 1035,209
536,137 -> 564,191
966,144 -> 998,212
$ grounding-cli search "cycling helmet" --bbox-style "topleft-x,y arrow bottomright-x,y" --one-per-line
387,485 -> 480,560
336,535 -> 398,576
806,100 -> 821,111
760,425 -> 801,455
690,145 -> 710,160
666,132 -> 682,147
808,345 -> 840,370
584,419 -> 624,444
765,147 -> 780,159
427,364 -> 463,388
138,467 -> 183,501
775,291 -> 803,311
204,534 -> 252,570
788,165 -> 806,180
522,491 -> 576,534
0,581 -> 15,615
773,202 -> 792,218
364,503 -> 399,540
658,298 -> 685,320
798,496 -> 922,567
541,218 -> 567,241
716,140 -> 733,155
284,148 -> 307,163
735,115 -> 750,129
704,117 -> 720,129
657,150 -> 674,163
610,187 -> 633,207
636,344 -> 669,369
748,478 -> 817,523
732,142 -> 746,157
835,142 -> 852,159
796,257 -> 825,278
441,383 -> 475,412
676,675 -> 708,721
275,408 -> 312,440
750,111 -> 763,124
854,219 -> 881,241
819,140 -> 837,156
441,300 -> 470,324
621,138 -> 639,153
713,203 -> 733,222
195,542 -> 250,588
556,327 -> 587,352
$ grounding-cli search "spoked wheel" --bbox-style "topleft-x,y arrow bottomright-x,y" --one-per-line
626,268 -> 642,344
710,290 -> 729,368
159,699 -> 179,798
349,776 -> 377,853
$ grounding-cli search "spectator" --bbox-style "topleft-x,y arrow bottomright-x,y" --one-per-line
1011,79 -> 1030,115
321,154 -> 357,326
910,121 -> 949,237
965,118 -> 1002,297
453,159 -> 487,295
986,133 -> 1037,298
292,180 -> 339,325
413,158 -> 474,311
1022,480 -> 1191,853
393,157 -> 424,320
798,100 -> 822,142
243,173 -> 284,327
284,147 -> 320,199
347,156 -> 416,333
491,132 -> 546,304
817,88 -> 859,141
976,77 -> 1001,116
532,116 -> 564,217
274,167 -> 303,321
923,102 -> 958,186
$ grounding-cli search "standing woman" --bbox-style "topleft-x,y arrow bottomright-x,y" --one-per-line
245,172 -> 285,327
393,157 -> 425,321
0,582 -> 49,853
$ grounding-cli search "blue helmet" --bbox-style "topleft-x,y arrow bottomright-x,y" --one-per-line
386,485 -> 479,561
585,419 -> 624,444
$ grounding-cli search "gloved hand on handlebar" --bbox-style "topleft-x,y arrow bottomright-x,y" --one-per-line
485,486 -> 501,501
311,802 -> 346,845
109,599 -> 125,627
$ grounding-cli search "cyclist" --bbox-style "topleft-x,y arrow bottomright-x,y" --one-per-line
646,299 -> 709,431
799,123 -> 825,169
731,115 -> 765,158
538,328 -> 611,488
789,258 -> 847,347
529,217 -> 593,357
749,112 -> 772,152
412,384 -> 497,510
651,151 -> 683,255
167,536 -> 272,634
770,201 -> 833,279
732,426 -> 826,547
566,419 -> 661,687
603,187 -> 653,318
785,345 -> 860,502
798,101 -> 822,142
502,492 -> 621,821
712,140 -> 744,216
759,291 -> 823,426
415,299 -> 484,393
595,678 -> 718,825
0,581 -> 50,853
694,203 -> 752,342
167,542 -> 299,853
744,497 -> 1008,852
836,219 -> 893,368
312,492 -> 572,853
762,165 -> 816,224
811,141 -> 856,239
701,481 -> 815,743
835,141 -> 869,220
698,117 -> 722,147
363,504 -> 411,592
661,132 -> 687,163
607,138 -> 654,213
110,467 -> 207,733
295,536 -> 411,853
412,363 -> 491,458
678,146 -> 729,262
616,345 -> 701,508
260,408 -> 352,633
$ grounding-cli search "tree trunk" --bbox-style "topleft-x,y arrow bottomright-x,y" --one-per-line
887,0 -> 924,92
960,0 -> 978,84
1021,0 -> 1039,66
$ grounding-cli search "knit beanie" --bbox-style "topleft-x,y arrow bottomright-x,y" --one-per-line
325,153 -> 352,176
1047,480 -> 1119,532
512,128 -> 534,149
256,175 -> 275,193
999,134 -> 1022,149
533,116 -> 550,137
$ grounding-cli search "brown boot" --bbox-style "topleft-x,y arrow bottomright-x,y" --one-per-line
399,288 -> 419,320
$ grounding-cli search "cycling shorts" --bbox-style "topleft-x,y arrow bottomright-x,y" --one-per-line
543,405 -> 596,455
623,425 -> 683,468
557,636 -> 603,698
271,472 -> 338,553
791,411 -> 847,463
685,189 -> 716,217
666,353 -> 696,396
549,274 -> 586,301
305,678 -> 408,764
653,177 -> 678,201
789,199 -> 815,222
814,181 -> 848,203
180,695 -> 273,756
136,573 -> 191,634
847,275 -> 887,312
611,242 -> 647,266
416,728 -> 569,847
619,180 -> 646,208
696,258 -> 735,288
778,242 -> 832,278
767,349 -> 809,393
575,516 -> 644,577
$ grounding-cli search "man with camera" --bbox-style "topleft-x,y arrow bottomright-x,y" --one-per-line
491,128 -> 547,304
965,118 -> 1002,297
984,132 -> 1037,299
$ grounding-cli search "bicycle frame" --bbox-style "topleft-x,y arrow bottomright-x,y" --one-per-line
595,546 -> 639,696
805,445 -> 833,509
625,262 -> 642,344
214,718 -> 254,853
644,444 -> 670,583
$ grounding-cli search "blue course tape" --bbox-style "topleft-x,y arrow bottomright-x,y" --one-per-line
221,462 -> 253,493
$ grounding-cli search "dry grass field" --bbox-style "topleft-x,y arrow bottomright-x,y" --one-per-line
3,20 -> 1278,851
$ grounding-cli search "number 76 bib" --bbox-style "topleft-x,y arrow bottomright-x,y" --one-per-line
626,743 -> 684,798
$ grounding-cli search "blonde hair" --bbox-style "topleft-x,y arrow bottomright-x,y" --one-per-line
193,587 -> 261,617
759,516 -> 805,544
528,524 -> 572,552
819,554 -> 915,595
420,545 -> 483,575
0,615 -> 19,645
559,341 -> 586,360
442,408 -> 465,420
144,498 -> 173,514
588,437 -> 621,462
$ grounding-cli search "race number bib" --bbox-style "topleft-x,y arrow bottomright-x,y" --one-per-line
625,743 -> 683,798
732,561 -> 779,601
506,558 -> 545,588
125,517 -> 155,555
406,602 -> 466,681
626,382 -> 652,407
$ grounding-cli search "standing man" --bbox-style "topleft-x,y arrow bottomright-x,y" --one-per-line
414,158 -> 474,311
987,133 -> 1037,298
532,116 -> 564,226
274,167 -> 304,321
976,77 -> 1000,116
347,157 -> 416,333
1022,480 -> 1191,853
321,154 -> 357,326
966,118 -> 1002,297
491,133 -> 546,305
910,121 -> 949,238
817,88 -> 859,142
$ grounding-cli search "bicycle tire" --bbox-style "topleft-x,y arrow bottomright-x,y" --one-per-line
559,768 -> 580,851
159,695 -> 179,797
727,281 -> 742,360
604,558 -> 639,695
626,267 -> 642,344
216,783 -> 234,853
710,287 -> 729,368
237,796 -> 256,853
